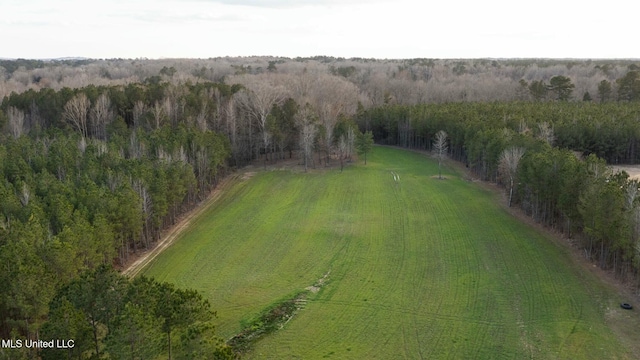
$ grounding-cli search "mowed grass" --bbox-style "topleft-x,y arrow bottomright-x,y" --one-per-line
141,147 -> 637,359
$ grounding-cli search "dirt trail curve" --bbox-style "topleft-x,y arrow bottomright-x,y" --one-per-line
122,173 -> 241,278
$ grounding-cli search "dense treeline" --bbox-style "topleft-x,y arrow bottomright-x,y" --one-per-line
361,102 -> 640,165
358,101 -> 640,286
0,82 -> 232,344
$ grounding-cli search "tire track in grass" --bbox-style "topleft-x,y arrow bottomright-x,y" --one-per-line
450,212 -> 485,355
557,305 -> 583,356
388,168 -> 419,357
422,186 -> 450,360
430,177 -> 483,358
477,219 -> 532,356
505,225 -> 562,353
372,167 -> 424,357
399,323 -> 413,359
349,169 -> 395,355
386,166 -> 408,303
397,172 -> 433,359
325,165 -> 409,358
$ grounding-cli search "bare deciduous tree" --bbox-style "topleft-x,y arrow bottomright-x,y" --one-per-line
196,100 -> 208,132
209,87 -> 222,132
129,130 -> 143,159
346,126 -> 355,162
296,104 -> 317,173
132,101 -> 147,129
309,75 -> 359,165
19,183 -> 30,206
338,135 -> 347,172
234,74 -> 287,168
162,84 -> 185,126
78,136 -> 87,154
162,96 -> 175,126
106,170 -> 121,192
133,179 -> 153,249
63,93 -> 90,138
194,145 -> 210,195
499,147 -> 525,207
151,101 -> 165,130
518,119 -> 530,135
90,93 -> 113,140
223,96 -> 240,166
538,121 -> 554,145
7,106 -> 25,139
433,130 -> 448,179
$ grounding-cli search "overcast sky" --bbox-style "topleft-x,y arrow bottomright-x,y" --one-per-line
2,0 -> 638,60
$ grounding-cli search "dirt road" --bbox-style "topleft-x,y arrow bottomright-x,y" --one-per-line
122,173 -> 240,277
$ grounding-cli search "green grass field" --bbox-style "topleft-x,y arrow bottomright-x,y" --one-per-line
141,147 -> 638,359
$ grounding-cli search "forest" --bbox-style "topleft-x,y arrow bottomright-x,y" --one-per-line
1,56 -> 640,358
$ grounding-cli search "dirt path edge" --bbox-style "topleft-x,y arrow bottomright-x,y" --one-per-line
122,173 -> 240,278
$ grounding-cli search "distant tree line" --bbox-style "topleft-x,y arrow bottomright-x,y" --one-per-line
358,101 -> 640,286
3,57 -> 640,108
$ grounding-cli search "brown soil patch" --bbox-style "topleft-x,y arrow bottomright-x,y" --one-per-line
241,172 -> 256,180
305,285 -> 321,293
613,165 -> 640,181
305,270 -> 331,294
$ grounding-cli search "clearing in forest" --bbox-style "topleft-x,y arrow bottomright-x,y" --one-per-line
613,164 -> 640,180
141,147 -> 639,359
